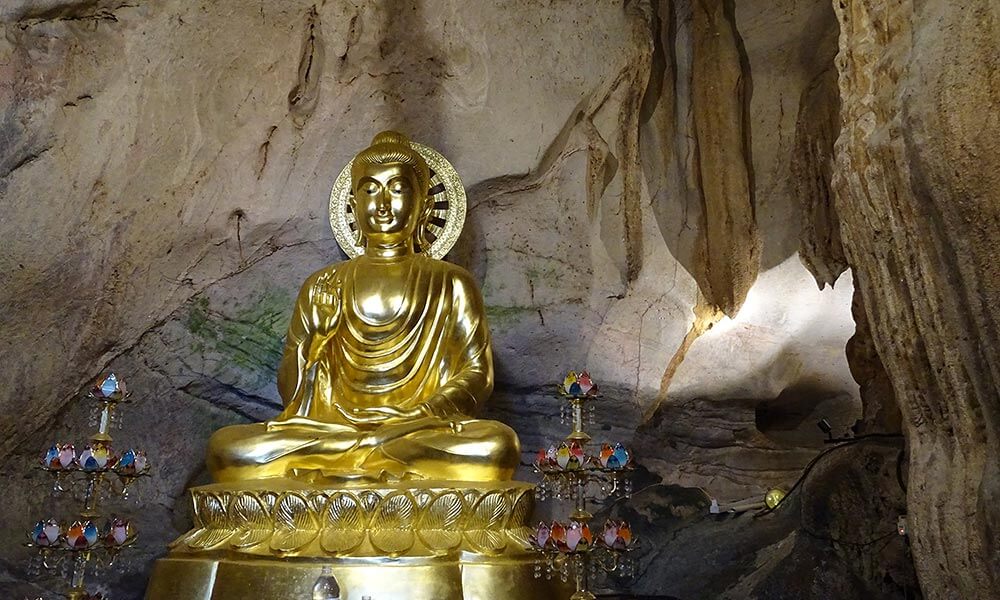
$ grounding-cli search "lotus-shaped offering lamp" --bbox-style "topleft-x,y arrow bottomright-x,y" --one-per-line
549,521 -> 568,552
79,443 -> 115,472
599,519 -> 634,551
42,445 -> 61,470
564,521 -> 592,552
91,373 -> 128,402
65,520 -> 100,550
530,521 -> 551,550
598,444 -> 614,468
102,517 -> 134,549
57,444 -> 76,470
562,371 -> 580,396
561,370 -> 600,397
577,371 -> 596,395
30,519 -> 62,547
555,444 -> 571,469
115,449 -> 148,476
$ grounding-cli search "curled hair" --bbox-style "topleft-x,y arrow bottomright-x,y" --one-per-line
351,131 -> 430,194
350,131 -> 435,251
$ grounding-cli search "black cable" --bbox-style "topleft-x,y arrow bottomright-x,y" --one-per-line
799,527 -> 899,548
753,432 -> 904,519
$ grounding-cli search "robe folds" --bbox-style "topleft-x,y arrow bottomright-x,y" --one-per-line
206,254 -> 519,483
279,254 -> 492,422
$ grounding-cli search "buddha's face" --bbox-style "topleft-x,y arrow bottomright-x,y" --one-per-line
352,162 -> 425,247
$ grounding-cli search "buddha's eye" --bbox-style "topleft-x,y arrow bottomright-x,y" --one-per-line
363,182 -> 379,195
390,180 -> 411,194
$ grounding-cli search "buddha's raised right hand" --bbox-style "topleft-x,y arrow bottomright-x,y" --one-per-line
308,272 -> 341,337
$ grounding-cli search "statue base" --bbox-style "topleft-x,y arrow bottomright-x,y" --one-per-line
146,552 -> 562,600
145,479 -> 567,599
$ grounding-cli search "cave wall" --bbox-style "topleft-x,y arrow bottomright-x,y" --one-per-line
0,0 -> 927,598
832,1 -> 1000,598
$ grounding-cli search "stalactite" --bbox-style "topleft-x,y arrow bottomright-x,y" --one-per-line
689,0 -> 760,318
794,65 -> 846,289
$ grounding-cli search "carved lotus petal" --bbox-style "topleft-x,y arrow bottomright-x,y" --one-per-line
371,492 -> 416,530
230,492 -> 272,549
309,493 -> 328,513
325,492 -> 365,528
320,492 -> 366,554
419,491 -> 464,530
509,489 -> 533,527
358,490 -> 382,513
270,493 -> 319,553
369,492 -> 416,555
413,490 -> 434,508
260,491 -> 279,511
464,529 -> 507,554
196,493 -> 228,528
467,491 -> 509,530
464,491 -> 511,554
415,491 -> 464,552
185,493 -> 233,550
508,525 -> 534,549
419,529 -> 463,553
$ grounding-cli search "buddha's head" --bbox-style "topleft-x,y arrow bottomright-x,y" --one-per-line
350,130 -> 432,253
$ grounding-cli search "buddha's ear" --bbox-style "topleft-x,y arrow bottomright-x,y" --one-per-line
420,191 -> 435,220
348,191 -> 365,248
414,195 -> 435,254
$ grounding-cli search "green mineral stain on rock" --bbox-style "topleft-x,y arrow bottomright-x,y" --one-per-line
184,289 -> 292,386
485,304 -> 537,328
525,264 -> 562,284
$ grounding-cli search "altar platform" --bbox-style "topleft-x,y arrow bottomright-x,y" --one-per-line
145,479 -> 564,599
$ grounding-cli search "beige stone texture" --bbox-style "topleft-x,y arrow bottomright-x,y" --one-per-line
832,1 -> 1000,597
0,0 -> 857,480
3,0 -> 972,597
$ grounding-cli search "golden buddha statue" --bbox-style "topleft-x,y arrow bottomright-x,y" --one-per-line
206,130 -> 519,484
146,132 -> 562,600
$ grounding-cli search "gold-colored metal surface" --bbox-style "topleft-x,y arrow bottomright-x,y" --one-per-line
171,479 -> 535,557
145,480 -> 564,598
206,131 -> 519,484
330,141 -> 467,260
146,552 -> 569,600
146,132 -> 544,598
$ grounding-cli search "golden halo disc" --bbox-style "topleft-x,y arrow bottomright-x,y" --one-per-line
328,142 -> 467,260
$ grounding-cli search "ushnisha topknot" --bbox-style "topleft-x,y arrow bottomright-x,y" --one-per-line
351,130 -> 430,195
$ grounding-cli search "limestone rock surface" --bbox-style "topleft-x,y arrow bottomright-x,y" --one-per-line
832,1 -> 1000,598
0,0 -> 898,598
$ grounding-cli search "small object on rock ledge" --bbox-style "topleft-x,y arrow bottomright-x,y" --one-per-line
764,488 -> 786,510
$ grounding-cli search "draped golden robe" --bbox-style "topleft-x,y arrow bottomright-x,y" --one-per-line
206,255 -> 520,483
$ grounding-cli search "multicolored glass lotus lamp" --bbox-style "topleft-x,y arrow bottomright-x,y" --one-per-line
27,373 -> 148,600
531,371 -> 638,600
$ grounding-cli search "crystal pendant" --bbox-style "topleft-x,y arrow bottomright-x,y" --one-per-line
27,553 -> 42,577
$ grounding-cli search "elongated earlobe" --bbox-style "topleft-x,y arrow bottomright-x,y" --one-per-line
415,197 -> 434,252
349,193 -> 365,248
